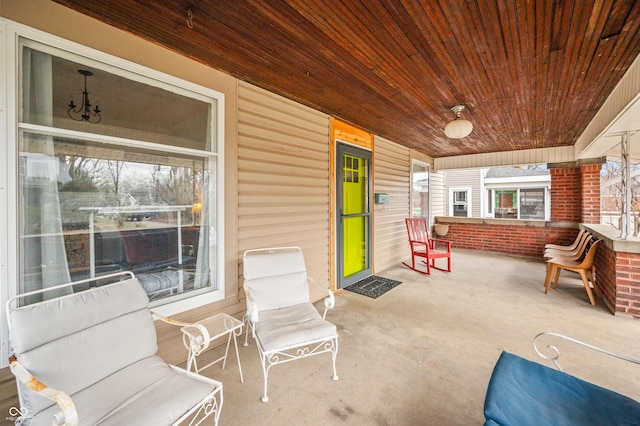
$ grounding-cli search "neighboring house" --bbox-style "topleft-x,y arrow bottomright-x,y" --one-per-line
601,195 -> 640,233
601,165 -> 640,233
442,167 -> 551,220
442,168 -> 483,218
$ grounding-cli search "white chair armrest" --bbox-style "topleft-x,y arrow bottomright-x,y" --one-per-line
181,325 -> 212,355
9,356 -> 78,426
151,311 -> 194,327
151,311 -> 211,354
309,276 -> 335,319
244,288 -> 259,323
533,332 -> 640,372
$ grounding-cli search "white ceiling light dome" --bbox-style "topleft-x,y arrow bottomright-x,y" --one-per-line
444,105 -> 473,139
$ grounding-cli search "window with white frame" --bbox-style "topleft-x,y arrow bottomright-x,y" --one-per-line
411,160 -> 429,220
9,34 -> 224,312
450,189 -> 471,217
483,166 -> 550,220
488,188 -> 546,220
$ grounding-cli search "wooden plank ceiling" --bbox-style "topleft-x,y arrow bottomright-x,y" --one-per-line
53,0 -> 640,159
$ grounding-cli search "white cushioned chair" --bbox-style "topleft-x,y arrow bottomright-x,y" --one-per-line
6,271 -> 222,426
242,247 -> 339,402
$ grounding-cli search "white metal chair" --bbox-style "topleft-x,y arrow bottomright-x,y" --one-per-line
242,247 -> 339,402
6,272 -> 223,425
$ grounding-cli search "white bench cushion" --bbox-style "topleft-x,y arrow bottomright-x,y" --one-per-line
30,355 -> 216,425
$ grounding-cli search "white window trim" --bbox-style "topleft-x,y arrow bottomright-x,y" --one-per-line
485,188 -> 494,218
1,18 -> 225,366
480,168 -> 487,218
448,187 -> 472,217
411,159 -> 430,221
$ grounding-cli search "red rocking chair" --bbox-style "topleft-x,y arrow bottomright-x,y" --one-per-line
402,218 -> 452,275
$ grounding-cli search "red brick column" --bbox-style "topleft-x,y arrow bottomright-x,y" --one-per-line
549,167 -> 581,221
615,252 -> 640,317
581,163 -> 602,224
595,244 -> 640,318
549,162 -> 603,224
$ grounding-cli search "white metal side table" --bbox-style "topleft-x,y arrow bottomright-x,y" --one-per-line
181,313 -> 244,382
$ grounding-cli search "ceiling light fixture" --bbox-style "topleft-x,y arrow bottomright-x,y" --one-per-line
444,104 -> 472,139
68,69 -> 101,123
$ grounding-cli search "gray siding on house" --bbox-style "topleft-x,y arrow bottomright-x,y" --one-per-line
373,136 -> 411,272
443,169 -> 483,217
237,82 -> 331,289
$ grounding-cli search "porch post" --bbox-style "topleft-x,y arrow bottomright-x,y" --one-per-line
549,166 -> 581,222
620,132 -> 632,239
548,159 -> 604,225
580,162 -> 602,225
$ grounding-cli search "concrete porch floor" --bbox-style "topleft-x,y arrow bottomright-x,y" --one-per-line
195,249 -> 640,425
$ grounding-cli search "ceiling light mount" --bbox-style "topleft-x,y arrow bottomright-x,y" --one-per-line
444,104 -> 473,139
451,104 -> 466,116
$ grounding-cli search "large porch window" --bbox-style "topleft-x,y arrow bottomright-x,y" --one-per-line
13,36 -> 223,309
483,166 -> 550,220
411,160 -> 430,220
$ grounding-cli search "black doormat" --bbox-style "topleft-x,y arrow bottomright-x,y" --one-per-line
344,276 -> 402,299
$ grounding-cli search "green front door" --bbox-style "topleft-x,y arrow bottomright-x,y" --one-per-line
337,143 -> 372,288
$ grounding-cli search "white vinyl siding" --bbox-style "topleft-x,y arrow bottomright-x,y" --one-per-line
237,82 -> 331,289
372,136 -> 411,272
435,146 -> 575,170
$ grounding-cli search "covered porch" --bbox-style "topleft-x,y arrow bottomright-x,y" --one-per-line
185,249 -> 640,425
1,2 -> 640,423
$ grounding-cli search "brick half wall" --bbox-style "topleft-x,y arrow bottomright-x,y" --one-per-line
433,218 -> 579,258
596,244 -> 640,317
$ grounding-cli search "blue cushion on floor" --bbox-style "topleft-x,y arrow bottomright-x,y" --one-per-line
484,351 -> 640,426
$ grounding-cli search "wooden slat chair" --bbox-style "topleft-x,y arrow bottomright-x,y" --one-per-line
542,234 -> 592,289
242,247 -> 339,402
543,231 -> 591,260
402,218 -> 452,275
544,228 -> 589,252
544,239 -> 602,305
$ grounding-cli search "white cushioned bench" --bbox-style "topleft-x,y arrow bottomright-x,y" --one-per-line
6,272 -> 222,426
